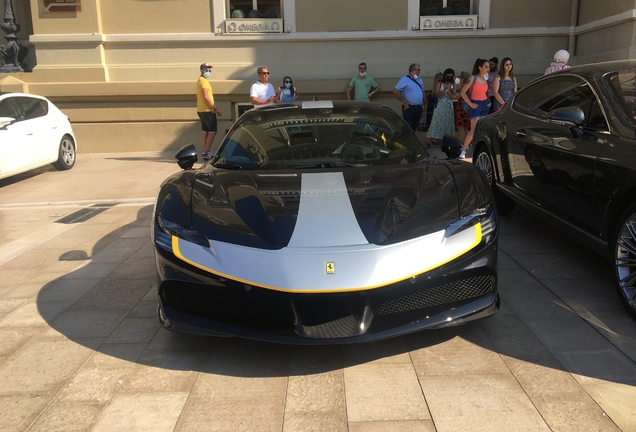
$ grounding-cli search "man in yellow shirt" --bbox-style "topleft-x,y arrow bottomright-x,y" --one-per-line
197,63 -> 222,160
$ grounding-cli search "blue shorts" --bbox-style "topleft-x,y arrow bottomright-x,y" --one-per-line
469,99 -> 490,119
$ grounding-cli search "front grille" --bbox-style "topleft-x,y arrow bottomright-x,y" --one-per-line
159,272 -> 496,336
160,281 -> 295,330
373,275 -> 496,316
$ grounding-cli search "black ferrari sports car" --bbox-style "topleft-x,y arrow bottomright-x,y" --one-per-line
470,60 -> 636,319
152,100 -> 499,343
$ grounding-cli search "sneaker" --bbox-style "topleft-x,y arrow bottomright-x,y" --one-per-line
202,151 -> 212,160
459,150 -> 466,159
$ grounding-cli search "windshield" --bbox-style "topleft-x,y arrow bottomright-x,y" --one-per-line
211,103 -> 428,170
605,68 -> 636,128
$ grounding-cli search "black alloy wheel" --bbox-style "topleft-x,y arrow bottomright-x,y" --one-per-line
474,145 -> 515,215
613,202 -> 636,319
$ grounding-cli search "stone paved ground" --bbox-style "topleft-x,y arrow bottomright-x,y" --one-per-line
0,151 -> 634,431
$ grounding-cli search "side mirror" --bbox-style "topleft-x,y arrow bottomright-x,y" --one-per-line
175,144 -> 198,170
0,116 -> 16,129
548,107 -> 585,126
441,134 -> 463,159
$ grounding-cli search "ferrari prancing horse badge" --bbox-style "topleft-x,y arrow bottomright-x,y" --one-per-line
325,262 -> 335,274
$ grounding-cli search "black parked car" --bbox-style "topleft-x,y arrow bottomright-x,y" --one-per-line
471,60 -> 636,318
152,101 -> 499,343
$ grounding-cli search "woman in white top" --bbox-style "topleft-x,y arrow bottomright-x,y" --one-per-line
278,76 -> 298,103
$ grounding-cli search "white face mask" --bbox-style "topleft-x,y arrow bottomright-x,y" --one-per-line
484,73 -> 489,81
359,72 -> 366,77
203,71 -> 211,78
412,74 -> 419,80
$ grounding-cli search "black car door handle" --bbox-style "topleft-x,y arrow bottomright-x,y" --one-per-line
515,130 -> 527,138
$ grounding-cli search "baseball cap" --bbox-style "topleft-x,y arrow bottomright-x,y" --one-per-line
200,63 -> 213,70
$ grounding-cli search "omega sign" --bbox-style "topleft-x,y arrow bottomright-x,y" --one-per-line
225,19 -> 284,33
420,15 -> 478,30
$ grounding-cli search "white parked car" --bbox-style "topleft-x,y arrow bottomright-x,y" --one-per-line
0,92 -> 77,180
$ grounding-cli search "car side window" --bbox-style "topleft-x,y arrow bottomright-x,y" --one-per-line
513,76 -> 608,131
0,98 -> 22,120
14,97 -> 48,121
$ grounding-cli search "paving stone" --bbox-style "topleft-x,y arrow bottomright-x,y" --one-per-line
104,318 -> 160,344
49,310 -> 128,338
0,394 -> 54,432
348,420 -> 436,432
27,401 -> 105,432
419,374 -> 550,432
0,338 -> 95,395
91,392 -> 188,432
344,362 -> 429,422
174,399 -> 284,432
283,410 -> 347,432
118,349 -> 205,393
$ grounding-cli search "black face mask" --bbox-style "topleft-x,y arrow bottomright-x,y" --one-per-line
445,76 -> 454,83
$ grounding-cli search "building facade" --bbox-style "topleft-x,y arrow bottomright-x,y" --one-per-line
1,0 -> 635,152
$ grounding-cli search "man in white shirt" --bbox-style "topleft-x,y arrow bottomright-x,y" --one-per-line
250,66 -> 278,105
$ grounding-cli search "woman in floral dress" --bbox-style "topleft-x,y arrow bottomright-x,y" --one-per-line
492,57 -> 517,112
426,68 -> 457,145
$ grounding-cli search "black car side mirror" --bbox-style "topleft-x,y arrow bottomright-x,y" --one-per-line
441,135 -> 463,159
175,144 -> 198,170
548,107 -> 586,126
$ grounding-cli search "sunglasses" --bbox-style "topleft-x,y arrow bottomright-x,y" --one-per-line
259,71 -> 270,75
445,75 -> 453,79
284,81 -> 292,84
359,67 -> 367,70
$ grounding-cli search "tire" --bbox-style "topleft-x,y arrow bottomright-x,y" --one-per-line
53,135 -> 76,170
612,202 -> 636,319
473,145 -> 516,215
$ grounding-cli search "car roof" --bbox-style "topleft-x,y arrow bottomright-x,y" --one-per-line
551,59 -> 636,79
0,92 -> 48,100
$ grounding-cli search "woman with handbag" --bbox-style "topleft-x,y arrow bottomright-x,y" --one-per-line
459,58 -> 491,159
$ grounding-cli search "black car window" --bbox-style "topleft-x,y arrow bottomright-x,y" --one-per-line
605,69 -> 636,129
14,97 -> 48,120
213,104 -> 428,170
514,76 -> 608,130
0,98 -> 22,120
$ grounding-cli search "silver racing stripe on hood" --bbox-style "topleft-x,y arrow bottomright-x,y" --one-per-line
288,172 -> 369,247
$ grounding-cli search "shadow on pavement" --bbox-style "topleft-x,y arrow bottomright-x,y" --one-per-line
34,205 -> 636,385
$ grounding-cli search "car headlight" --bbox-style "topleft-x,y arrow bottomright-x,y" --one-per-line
154,214 -> 210,252
444,204 -> 497,245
